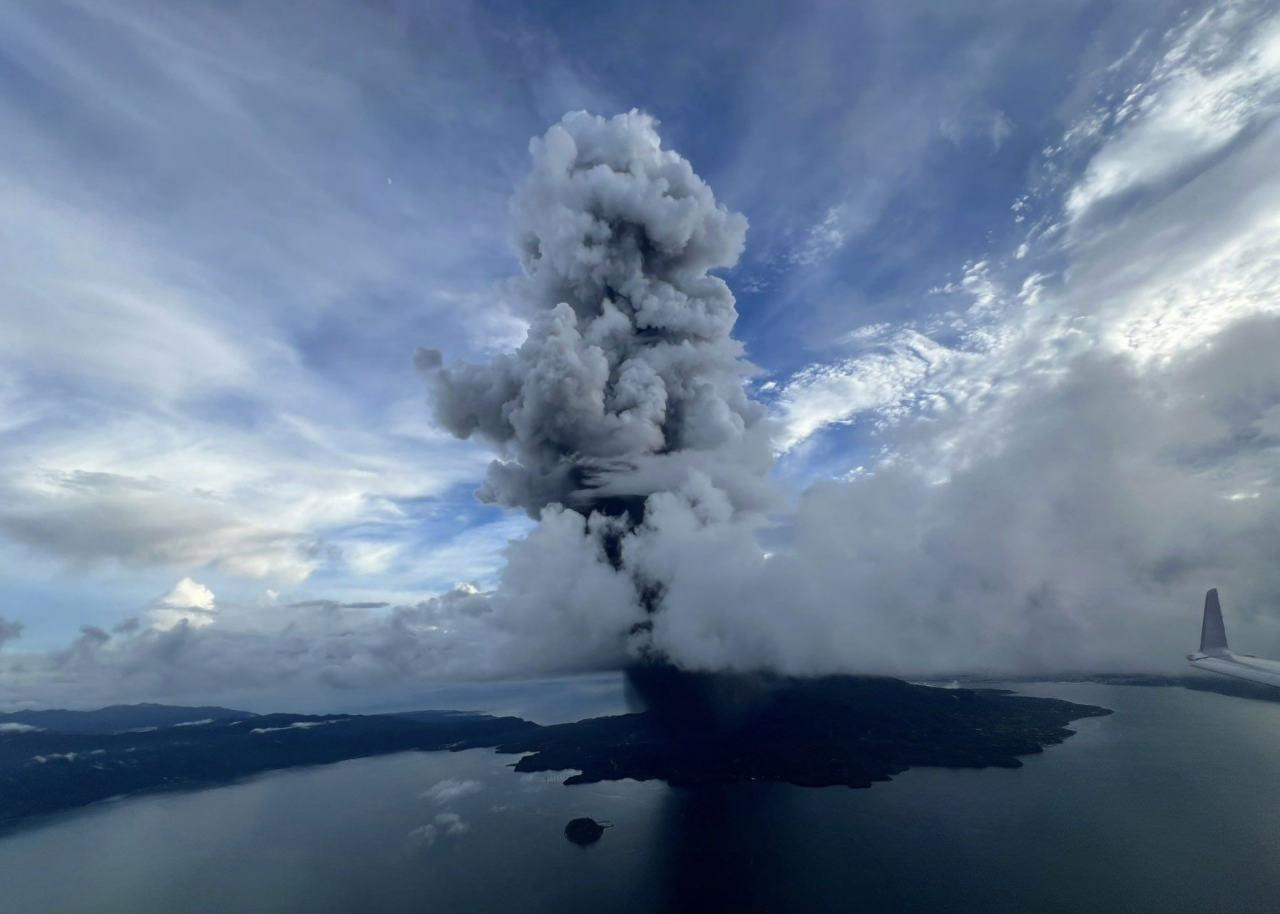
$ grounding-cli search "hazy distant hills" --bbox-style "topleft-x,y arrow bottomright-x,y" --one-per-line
0,707 -> 538,827
0,703 -> 256,735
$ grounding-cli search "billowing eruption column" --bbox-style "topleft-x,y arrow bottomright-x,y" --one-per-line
418,111 -> 774,663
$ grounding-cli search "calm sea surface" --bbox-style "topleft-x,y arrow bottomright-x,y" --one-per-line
3,682 -> 1280,913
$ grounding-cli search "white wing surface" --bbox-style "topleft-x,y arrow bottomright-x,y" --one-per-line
1187,589 -> 1280,688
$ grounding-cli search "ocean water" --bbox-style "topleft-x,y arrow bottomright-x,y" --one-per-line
3,682 -> 1280,913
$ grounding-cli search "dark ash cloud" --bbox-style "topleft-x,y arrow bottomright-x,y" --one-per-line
0,616 -> 22,648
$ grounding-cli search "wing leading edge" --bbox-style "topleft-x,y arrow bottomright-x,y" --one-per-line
1187,589 -> 1280,688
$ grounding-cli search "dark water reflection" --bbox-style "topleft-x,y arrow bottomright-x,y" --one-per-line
3,683 -> 1280,913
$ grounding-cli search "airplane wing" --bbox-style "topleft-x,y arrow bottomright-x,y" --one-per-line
1187,588 -> 1280,688
1189,653 -> 1280,688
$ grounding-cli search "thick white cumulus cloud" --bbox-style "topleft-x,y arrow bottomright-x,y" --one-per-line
146,577 -> 218,631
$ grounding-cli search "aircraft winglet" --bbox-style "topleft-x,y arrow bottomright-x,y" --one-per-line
1188,589 -> 1280,688
1199,588 -> 1229,655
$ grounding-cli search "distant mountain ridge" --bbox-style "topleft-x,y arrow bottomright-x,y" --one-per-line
0,703 -> 257,735
0,706 -> 538,826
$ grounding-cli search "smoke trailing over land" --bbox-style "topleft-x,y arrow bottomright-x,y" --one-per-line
418,110 -> 776,662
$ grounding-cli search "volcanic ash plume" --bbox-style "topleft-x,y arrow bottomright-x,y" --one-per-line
417,110 -> 774,666
419,110 -> 773,519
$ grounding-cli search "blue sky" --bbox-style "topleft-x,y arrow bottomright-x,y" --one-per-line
3,0 -> 1280,707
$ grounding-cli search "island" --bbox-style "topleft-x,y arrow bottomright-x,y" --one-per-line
1,671 -> 1110,829
495,668 -> 1112,788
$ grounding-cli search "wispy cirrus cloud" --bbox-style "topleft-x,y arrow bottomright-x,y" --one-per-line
8,0 -> 1280,704
0,1 -> 594,607
1064,2 -> 1280,223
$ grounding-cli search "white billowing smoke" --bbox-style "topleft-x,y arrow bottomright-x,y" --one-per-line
418,110 -> 773,520
412,110 -> 1280,682
418,110 -> 777,667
